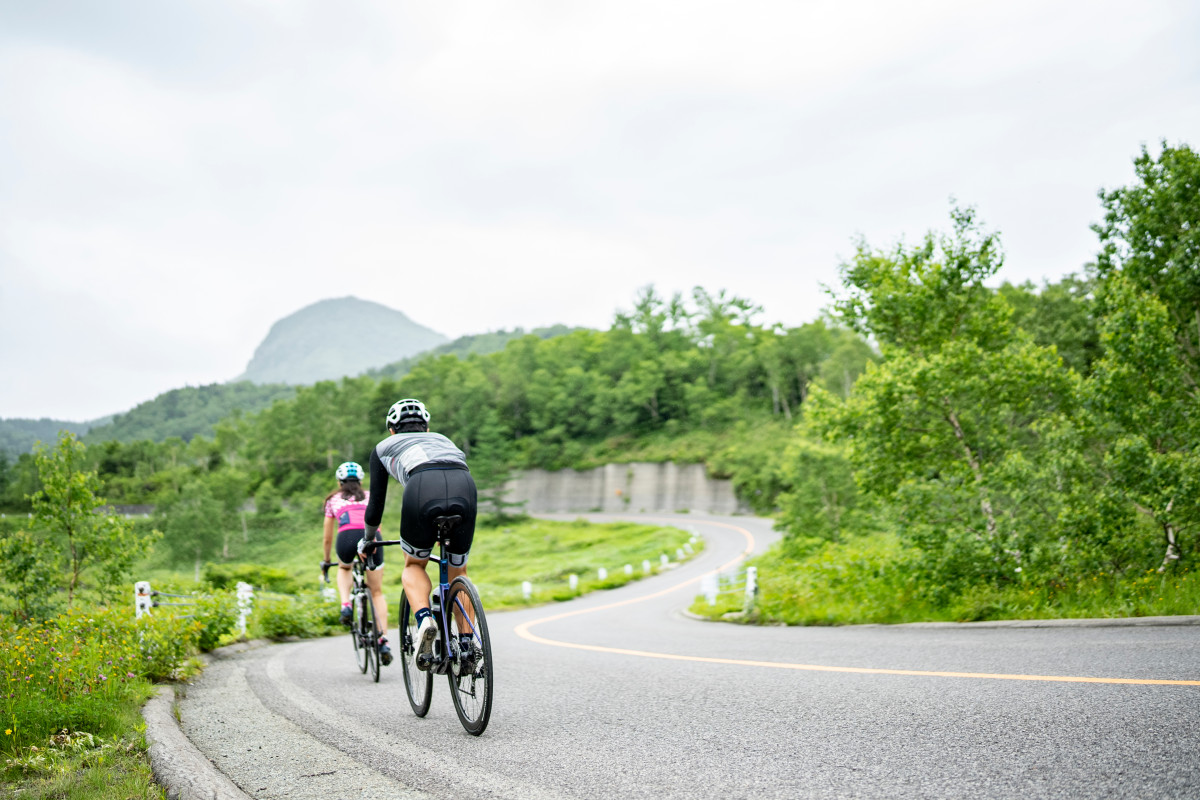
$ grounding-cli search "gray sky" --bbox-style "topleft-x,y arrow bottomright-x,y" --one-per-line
2,0 -> 1198,421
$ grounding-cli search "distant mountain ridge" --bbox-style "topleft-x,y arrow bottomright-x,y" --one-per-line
85,382 -> 295,445
0,301 -> 580,454
363,325 -> 583,382
237,297 -> 448,385
0,417 -> 98,458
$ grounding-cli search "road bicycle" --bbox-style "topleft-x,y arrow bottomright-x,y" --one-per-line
321,537 -> 401,683
397,514 -> 494,736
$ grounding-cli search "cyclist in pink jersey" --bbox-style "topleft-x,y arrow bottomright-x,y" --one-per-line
321,461 -> 391,662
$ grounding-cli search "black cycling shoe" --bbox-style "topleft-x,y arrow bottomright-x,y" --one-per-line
378,638 -> 393,666
339,605 -> 352,626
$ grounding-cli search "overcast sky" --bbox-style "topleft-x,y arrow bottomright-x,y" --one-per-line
1,0 -> 1198,421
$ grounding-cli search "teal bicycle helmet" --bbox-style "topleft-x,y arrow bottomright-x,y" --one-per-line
335,461 -> 363,482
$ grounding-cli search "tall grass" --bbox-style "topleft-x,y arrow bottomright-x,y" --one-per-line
0,608 -> 197,755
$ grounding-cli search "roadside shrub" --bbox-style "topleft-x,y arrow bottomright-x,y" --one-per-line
203,562 -> 299,595
136,614 -> 200,682
193,591 -> 238,652
251,592 -> 336,639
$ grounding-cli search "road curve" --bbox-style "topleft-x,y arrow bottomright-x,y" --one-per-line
178,513 -> 1200,799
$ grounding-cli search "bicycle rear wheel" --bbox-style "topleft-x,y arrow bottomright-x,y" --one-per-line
398,594 -> 433,716
352,591 -> 369,674
362,591 -> 381,683
446,576 -> 493,736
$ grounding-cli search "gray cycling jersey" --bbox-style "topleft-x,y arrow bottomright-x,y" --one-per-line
374,432 -> 467,487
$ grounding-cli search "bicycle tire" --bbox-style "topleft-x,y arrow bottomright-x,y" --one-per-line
363,590 -> 381,683
352,590 -> 368,674
446,576 -> 493,735
398,593 -> 433,716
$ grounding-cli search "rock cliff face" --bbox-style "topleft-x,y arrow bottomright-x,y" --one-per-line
237,297 -> 447,385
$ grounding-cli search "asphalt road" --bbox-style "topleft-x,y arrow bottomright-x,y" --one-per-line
178,513 -> 1200,800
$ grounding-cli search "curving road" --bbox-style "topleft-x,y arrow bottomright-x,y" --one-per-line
179,514 -> 1200,799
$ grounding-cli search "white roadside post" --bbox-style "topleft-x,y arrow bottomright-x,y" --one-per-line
598,567 -> 608,581
684,542 -> 694,555
134,581 -> 154,619
701,574 -> 718,606
568,574 -> 579,592
624,564 -> 633,576
744,566 -> 758,614
642,559 -> 652,575
676,547 -> 685,560
235,581 -> 254,637
522,581 -> 533,600
660,554 -> 669,568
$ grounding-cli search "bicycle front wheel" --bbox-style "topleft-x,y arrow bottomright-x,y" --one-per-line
446,576 -> 493,736
362,591 -> 381,683
398,593 -> 433,716
352,591 -> 369,674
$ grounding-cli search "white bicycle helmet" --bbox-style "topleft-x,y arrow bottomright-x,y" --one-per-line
335,461 -> 363,482
386,398 -> 430,428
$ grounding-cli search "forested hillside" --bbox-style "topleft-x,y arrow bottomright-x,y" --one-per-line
84,382 -> 295,445
363,324 -> 582,382
0,417 -> 96,457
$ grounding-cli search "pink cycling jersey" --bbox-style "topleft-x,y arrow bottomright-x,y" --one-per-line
325,491 -> 370,533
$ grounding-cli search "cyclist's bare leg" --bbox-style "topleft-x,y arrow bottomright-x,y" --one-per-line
336,564 -> 353,605
447,564 -> 475,639
365,567 -> 388,635
402,554 -> 433,613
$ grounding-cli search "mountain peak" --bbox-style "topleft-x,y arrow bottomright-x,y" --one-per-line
237,297 -> 447,384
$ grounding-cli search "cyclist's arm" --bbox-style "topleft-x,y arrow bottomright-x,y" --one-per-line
363,449 -> 389,541
322,515 -> 335,562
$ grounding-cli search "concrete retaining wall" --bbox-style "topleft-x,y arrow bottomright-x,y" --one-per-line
502,462 -> 747,515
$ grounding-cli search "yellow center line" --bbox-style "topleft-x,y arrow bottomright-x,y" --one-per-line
513,517 -> 1200,688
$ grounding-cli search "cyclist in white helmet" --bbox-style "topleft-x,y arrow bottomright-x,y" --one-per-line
363,398 -> 478,670
321,461 -> 390,662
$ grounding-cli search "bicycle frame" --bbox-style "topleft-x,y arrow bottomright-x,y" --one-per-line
423,517 -> 482,675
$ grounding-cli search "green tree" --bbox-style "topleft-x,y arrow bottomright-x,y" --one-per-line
818,207 -> 1079,585
30,432 -> 154,606
468,409 -> 523,520
1086,277 -> 1200,570
0,529 -> 63,620
158,481 -> 225,582
0,452 -> 40,511
775,434 -> 862,543
999,274 -> 1101,375
1095,142 -> 1200,386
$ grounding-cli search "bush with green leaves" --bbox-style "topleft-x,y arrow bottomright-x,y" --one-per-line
250,592 -> 338,639
202,562 -> 300,595
193,591 -> 239,652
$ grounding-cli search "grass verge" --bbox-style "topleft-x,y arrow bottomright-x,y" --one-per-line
3,731 -> 164,800
137,513 -> 703,614
689,531 -> 1200,625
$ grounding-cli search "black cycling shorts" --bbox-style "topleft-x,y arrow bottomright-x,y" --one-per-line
336,528 -> 383,570
399,465 -> 477,566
